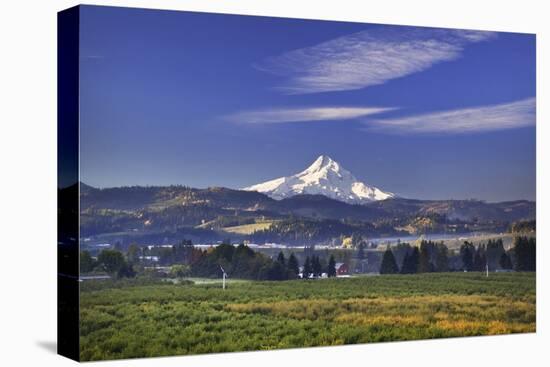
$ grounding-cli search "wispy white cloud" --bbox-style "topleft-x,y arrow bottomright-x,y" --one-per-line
226,106 -> 395,124
257,26 -> 497,94
366,97 -> 535,134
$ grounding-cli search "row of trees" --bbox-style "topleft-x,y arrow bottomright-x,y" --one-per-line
80,249 -> 136,278
380,237 -> 535,274
191,244 -> 338,280
81,240 -> 342,281
380,240 -> 452,274
302,255 -> 337,278
82,236 -> 535,279
189,243 -> 290,280
80,239 -> 201,278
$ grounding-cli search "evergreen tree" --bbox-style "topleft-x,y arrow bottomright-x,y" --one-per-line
393,243 -> 412,270
328,255 -> 337,277
267,261 -> 287,280
400,247 -> 419,274
460,242 -> 475,271
486,239 -> 505,270
513,236 -> 536,271
287,253 -> 300,278
473,245 -> 487,272
411,247 -> 420,273
435,243 -> 449,272
312,255 -> 322,277
379,247 -> 399,274
231,244 -> 257,278
400,252 -> 410,274
418,242 -> 432,273
526,237 -> 536,271
303,256 -> 312,279
499,252 -> 513,270
276,251 -> 286,266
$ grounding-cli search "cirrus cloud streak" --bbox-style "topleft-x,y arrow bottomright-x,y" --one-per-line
225,106 -> 396,124
257,27 -> 497,94
366,97 -> 535,134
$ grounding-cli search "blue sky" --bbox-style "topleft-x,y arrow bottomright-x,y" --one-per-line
79,5 -> 536,201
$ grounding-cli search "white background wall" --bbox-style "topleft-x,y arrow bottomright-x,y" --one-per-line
0,0 -> 547,366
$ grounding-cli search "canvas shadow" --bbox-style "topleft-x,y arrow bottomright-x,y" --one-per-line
36,340 -> 57,354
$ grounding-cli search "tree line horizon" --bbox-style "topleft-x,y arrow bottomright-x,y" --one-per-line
80,235 -> 536,281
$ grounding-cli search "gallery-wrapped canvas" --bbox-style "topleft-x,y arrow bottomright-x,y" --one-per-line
58,4 -> 536,362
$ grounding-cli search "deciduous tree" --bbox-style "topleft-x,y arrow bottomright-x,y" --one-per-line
97,249 -> 126,275
80,250 -> 96,273
127,244 -> 140,264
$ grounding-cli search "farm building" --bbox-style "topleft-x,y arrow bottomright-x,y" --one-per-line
335,262 -> 349,276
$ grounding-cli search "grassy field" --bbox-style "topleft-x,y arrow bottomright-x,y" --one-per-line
221,221 -> 275,234
79,272 -> 535,361
194,219 -> 277,235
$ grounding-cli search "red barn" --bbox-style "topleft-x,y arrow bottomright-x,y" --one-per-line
335,262 -> 349,276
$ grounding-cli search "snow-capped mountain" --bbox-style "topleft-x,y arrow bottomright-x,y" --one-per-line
242,155 -> 394,204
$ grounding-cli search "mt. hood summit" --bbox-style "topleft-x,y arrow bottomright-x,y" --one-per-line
243,155 -> 394,204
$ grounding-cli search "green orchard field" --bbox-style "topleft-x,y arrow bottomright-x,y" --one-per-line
79,272 -> 535,361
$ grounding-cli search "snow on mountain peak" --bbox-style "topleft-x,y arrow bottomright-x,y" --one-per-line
243,155 -> 394,204
304,155 -> 339,173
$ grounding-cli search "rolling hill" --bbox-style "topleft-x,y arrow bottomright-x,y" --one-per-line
74,182 -> 535,245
